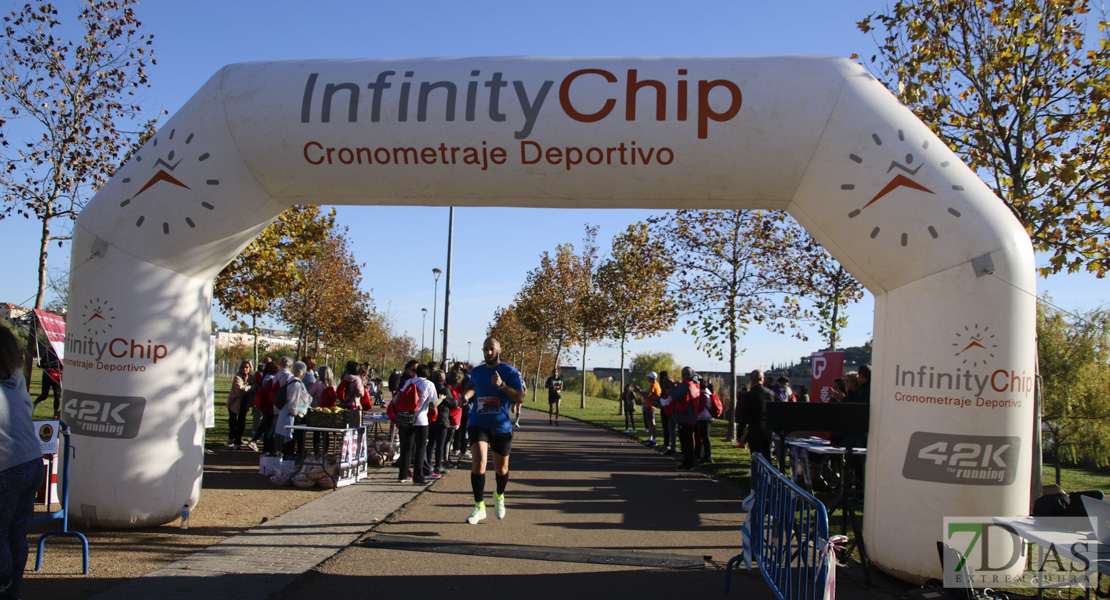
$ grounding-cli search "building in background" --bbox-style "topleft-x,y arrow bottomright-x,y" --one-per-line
0,303 -> 32,327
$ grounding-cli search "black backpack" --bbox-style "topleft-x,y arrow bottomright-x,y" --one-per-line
273,379 -> 298,410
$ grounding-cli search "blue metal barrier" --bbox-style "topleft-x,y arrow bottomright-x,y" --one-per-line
725,454 -> 832,599
30,422 -> 90,574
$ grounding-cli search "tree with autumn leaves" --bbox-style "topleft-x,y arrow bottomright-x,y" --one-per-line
276,228 -> 373,358
859,0 -> 1110,277
593,223 -> 679,409
511,213 -> 860,421
487,303 -> 557,400
515,226 -> 609,409
516,231 -> 593,375
214,205 -> 410,372
0,1 -> 160,310
645,210 -> 861,441
213,205 -> 335,363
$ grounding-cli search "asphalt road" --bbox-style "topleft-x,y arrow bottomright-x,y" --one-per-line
275,407 -> 901,600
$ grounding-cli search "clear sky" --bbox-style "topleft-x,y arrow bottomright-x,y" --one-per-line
1,0 -> 1104,373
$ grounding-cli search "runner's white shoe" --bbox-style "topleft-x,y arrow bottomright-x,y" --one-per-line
495,493 -> 506,519
466,504 -> 487,525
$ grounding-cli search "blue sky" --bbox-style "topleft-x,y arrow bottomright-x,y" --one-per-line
1,0 -> 1105,372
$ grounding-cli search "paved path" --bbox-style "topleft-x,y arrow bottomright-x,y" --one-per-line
90,406 -> 906,600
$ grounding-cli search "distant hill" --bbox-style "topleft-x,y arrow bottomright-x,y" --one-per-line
766,344 -> 872,381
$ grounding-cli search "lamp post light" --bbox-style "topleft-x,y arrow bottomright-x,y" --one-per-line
421,308 -> 428,361
431,268 -> 442,365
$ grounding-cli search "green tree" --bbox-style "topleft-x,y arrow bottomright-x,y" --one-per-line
1037,302 -> 1110,484
629,352 -> 679,388
859,0 -> 1110,276
0,1 -> 159,309
213,205 -> 335,363
646,209 -> 813,440
594,223 -> 678,412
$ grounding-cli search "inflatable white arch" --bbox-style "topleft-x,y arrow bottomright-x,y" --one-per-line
64,57 -> 1034,582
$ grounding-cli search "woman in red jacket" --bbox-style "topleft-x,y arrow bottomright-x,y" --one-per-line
254,362 -> 280,454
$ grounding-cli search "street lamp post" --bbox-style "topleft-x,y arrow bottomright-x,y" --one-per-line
441,207 -> 454,365
467,341 -> 471,364
431,268 -> 442,365
421,308 -> 428,361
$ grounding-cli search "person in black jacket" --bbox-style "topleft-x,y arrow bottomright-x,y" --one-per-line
739,369 -> 774,461
425,369 -> 456,475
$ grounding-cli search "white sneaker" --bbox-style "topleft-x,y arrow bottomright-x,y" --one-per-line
466,505 -> 487,525
495,494 -> 506,519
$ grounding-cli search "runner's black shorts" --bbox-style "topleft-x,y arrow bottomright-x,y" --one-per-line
468,426 -> 513,456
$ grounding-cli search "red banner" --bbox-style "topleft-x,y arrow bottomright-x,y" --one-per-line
32,309 -> 65,384
810,351 -> 844,403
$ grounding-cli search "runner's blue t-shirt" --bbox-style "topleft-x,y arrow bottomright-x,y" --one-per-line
467,362 -> 523,434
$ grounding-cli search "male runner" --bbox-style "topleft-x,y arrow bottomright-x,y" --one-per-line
544,367 -> 563,425
462,337 -> 525,524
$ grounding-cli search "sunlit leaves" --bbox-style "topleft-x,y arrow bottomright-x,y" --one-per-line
275,227 -> 372,357
1037,301 -> 1110,482
594,222 -> 679,345
213,205 -> 335,332
515,225 -> 598,367
860,0 -> 1110,277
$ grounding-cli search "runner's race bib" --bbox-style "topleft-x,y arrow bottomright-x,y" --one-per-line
477,396 -> 501,415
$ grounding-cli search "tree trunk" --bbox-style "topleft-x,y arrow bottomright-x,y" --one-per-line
532,349 -> 544,403
618,334 -> 627,415
25,215 -> 53,388
251,314 -> 259,365
35,214 -> 51,310
297,321 -> 307,360
580,343 -> 588,409
726,292 -> 739,442
829,267 -> 843,351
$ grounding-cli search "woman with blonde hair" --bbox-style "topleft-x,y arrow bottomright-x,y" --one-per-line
0,326 -> 44,599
